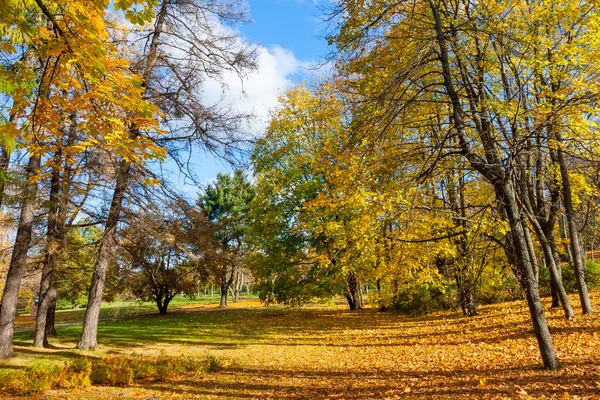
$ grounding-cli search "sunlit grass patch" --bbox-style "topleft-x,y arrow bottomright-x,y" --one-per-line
2,292 -> 600,398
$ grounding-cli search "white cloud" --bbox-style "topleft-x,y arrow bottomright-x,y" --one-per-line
125,9 -> 317,139
201,44 -> 314,137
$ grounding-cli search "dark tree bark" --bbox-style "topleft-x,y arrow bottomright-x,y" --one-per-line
499,183 -> 560,369
34,143 -> 62,347
346,272 -> 361,311
43,129 -> 77,340
456,274 -> 477,317
0,155 -> 41,358
77,160 -> 131,350
550,279 -> 560,308
156,291 -> 174,315
45,279 -> 58,337
0,145 -> 10,210
429,0 -> 559,369
218,260 -> 237,307
220,281 -> 229,307
77,2 -> 169,350
555,134 -> 593,315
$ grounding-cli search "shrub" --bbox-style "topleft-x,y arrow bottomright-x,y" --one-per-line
539,259 -> 600,295
204,355 -> 232,373
586,260 -> 600,288
56,298 -> 74,310
133,353 -> 207,382
0,354 -> 228,396
478,276 -> 524,304
56,358 -> 92,389
0,362 -> 59,395
388,282 -> 456,315
90,356 -> 134,386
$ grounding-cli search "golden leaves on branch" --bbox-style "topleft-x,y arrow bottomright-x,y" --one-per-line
4,0 -> 165,169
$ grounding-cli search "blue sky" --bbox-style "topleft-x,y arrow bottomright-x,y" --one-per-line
242,0 -> 330,62
171,0 -> 332,197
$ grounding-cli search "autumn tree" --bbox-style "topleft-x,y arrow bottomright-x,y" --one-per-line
120,210 -> 203,315
77,0 -> 257,350
0,0 -> 162,358
325,0 -> 600,369
250,84 -> 394,310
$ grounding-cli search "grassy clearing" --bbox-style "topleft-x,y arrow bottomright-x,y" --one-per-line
2,293 -> 600,399
13,294 -> 249,331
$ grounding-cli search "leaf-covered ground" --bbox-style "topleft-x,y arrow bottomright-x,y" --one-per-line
3,292 -> 600,399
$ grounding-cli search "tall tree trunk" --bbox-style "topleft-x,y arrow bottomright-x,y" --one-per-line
447,169 -> 477,317
220,262 -> 237,307
0,155 -> 41,358
76,160 -> 131,350
500,182 -> 560,369
347,272 -> 361,311
523,223 -> 539,283
34,144 -> 62,347
550,278 -> 560,308
0,113 -> 15,210
230,271 -> 239,303
429,0 -> 559,368
35,277 -> 57,347
0,146 -> 10,210
358,285 -> 364,308
233,271 -> 242,302
539,235 -> 573,318
34,273 -> 56,347
519,184 -> 574,319
559,214 -> 573,265
76,1 -> 169,350
43,117 -> 77,340
547,224 -> 567,312
548,232 -> 563,309
220,280 -> 229,307
555,137 -> 593,315
45,279 -> 58,337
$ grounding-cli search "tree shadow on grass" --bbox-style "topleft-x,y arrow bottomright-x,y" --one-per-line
10,347 -> 101,361
3,303 -> 600,398
9,305 -> 577,353
138,362 -> 600,399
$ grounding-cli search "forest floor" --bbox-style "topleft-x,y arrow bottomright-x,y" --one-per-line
2,292 -> 600,399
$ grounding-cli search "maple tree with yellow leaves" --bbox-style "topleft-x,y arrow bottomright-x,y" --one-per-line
0,1 -> 599,394
249,0 -> 600,371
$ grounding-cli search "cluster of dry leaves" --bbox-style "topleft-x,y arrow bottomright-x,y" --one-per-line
6,292 -> 600,399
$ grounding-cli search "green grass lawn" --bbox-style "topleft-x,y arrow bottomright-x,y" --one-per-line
2,293 -> 600,399
13,294 -> 257,332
